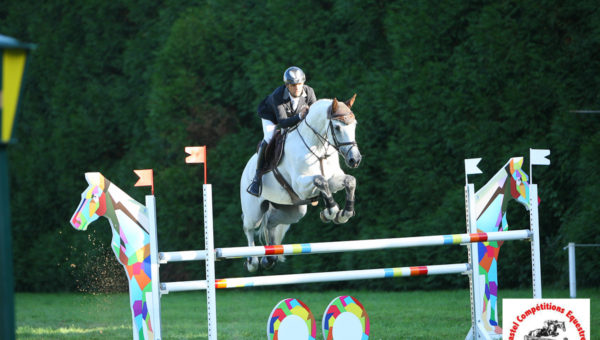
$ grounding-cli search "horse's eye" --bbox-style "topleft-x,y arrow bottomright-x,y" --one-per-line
335,125 -> 341,131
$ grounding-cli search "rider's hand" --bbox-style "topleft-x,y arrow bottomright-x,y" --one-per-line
299,106 -> 309,120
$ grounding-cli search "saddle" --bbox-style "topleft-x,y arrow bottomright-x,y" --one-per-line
259,129 -> 286,174
256,129 -> 318,205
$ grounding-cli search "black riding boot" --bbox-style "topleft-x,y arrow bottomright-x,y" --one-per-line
247,140 -> 268,197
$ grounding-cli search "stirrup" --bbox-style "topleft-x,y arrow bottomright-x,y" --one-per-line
247,179 -> 262,197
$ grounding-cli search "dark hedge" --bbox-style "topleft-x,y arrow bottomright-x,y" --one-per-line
1,0 -> 598,292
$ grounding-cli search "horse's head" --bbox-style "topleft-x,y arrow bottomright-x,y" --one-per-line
328,94 -> 362,168
70,172 -> 108,231
506,157 -> 531,210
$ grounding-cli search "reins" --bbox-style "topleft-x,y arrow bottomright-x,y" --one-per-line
297,119 -> 334,175
296,105 -> 358,175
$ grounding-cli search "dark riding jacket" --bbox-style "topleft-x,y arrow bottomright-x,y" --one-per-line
257,85 -> 317,128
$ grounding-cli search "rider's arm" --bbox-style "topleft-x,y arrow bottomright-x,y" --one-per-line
269,94 -> 302,128
275,109 -> 301,128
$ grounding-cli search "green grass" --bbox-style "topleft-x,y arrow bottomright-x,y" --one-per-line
16,288 -> 599,339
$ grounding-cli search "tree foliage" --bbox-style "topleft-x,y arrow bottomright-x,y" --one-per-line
1,0 -> 598,292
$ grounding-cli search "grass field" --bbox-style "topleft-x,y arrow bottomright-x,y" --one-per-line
16,288 -> 599,339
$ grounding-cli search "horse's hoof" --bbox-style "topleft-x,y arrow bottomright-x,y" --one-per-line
320,205 -> 339,223
320,211 -> 331,223
245,257 -> 259,272
261,256 -> 277,270
334,210 -> 354,224
333,214 -> 345,224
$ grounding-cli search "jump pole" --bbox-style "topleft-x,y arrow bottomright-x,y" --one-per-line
183,146 -> 217,340
147,195 -> 162,340
465,180 -> 488,340
563,243 -> 600,298
161,263 -> 471,293
567,242 -> 577,298
529,148 -> 550,299
529,183 -> 542,298
159,230 -> 532,263
204,184 -> 217,340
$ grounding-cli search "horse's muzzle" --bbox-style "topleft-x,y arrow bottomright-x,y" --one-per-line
349,156 -> 361,168
346,148 -> 362,168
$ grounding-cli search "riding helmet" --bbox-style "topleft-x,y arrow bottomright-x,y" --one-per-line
283,66 -> 306,84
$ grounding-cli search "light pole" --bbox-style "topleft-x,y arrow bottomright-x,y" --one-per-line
0,34 -> 35,340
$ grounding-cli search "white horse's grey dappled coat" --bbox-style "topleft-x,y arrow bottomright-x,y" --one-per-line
240,96 -> 362,272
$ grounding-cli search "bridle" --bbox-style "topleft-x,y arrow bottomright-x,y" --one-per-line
296,107 -> 358,174
327,119 -> 358,158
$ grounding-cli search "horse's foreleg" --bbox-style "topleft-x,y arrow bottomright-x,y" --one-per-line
332,175 -> 356,224
313,175 -> 339,222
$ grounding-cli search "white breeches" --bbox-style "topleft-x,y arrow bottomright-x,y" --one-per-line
262,119 -> 277,143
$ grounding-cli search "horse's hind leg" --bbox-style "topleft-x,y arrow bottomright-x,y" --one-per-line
260,204 -> 306,270
260,224 -> 290,270
242,199 -> 268,272
243,217 -> 260,272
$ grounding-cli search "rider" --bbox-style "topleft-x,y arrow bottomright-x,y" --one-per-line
247,66 -> 317,197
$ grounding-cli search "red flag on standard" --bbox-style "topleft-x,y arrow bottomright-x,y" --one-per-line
185,146 -> 206,164
134,169 -> 154,195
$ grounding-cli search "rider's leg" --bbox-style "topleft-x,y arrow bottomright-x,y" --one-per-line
247,140 -> 268,196
261,118 -> 277,145
247,119 -> 276,197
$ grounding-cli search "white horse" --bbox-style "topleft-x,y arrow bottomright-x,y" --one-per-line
240,95 -> 362,272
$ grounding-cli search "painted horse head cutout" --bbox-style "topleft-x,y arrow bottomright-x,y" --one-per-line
71,172 -> 107,230
70,172 -> 154,340
473,156 -> 532,335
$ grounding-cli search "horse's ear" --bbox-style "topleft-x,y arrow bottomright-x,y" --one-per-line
345,93 -> 357,108
85,172 -> 105,189
332,98 -> 338,113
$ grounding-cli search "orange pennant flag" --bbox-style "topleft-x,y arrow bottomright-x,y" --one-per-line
185,146 -> 208,184
134,169 -> 154,195
185,146 -> 206,164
